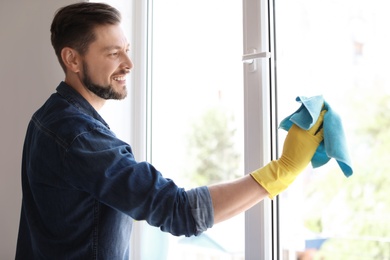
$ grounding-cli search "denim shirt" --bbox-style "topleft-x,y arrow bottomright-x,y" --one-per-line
16,82 -> 213,259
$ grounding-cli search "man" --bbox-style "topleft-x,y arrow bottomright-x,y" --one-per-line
16,2 -> 325,259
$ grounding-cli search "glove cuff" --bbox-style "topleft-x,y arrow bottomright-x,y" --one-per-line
250,161 -> 297,199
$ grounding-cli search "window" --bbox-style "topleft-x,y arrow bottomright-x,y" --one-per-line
145,0 -> 245,259
97,0 -> 390,259
146,0 -> 277,259
275,0 -> 390,259
98,0 -> 274,259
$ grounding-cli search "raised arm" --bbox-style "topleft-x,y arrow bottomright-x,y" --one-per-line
208,109 -> 326,224
209,175 -> 267,223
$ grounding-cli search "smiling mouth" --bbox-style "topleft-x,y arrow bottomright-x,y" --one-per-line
113,76 -> 126,81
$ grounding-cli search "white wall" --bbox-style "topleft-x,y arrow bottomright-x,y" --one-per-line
0,0 -> 78,258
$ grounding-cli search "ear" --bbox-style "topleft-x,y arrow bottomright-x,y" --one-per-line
61,47 -> 81,73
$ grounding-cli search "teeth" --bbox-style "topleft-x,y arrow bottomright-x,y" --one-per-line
113,76 -> 126,81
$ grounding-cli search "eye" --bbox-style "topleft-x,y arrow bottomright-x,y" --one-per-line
110,52 -> 118,56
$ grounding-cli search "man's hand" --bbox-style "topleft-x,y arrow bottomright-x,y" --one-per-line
250,110 -> 326,198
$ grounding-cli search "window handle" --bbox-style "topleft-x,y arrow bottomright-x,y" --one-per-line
242,51 -> 271,64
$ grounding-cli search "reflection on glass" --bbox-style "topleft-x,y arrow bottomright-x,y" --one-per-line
275,1 -> 390,259
148,1 -> 244,259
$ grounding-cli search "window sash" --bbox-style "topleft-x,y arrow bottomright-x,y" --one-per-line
129,0 -> 278,259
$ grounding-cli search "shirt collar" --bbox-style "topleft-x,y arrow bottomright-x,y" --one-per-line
56,81 -> 110,128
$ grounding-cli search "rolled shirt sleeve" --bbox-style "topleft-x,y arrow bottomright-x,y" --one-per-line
186,186 -> 214,235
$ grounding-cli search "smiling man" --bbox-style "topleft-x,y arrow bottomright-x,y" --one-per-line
15,2 -> 325,259
53,7 -> 132,108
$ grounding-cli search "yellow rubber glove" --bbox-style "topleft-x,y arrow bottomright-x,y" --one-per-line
251,110 -> 326,199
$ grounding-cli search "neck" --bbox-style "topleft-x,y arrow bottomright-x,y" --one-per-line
64,76 -> 106,111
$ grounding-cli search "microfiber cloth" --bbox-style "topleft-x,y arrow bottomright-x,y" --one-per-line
279,95 -> 353,177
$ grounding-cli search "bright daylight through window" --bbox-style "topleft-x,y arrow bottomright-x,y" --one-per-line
97,0 -> 390,259
275,0 -> 390,259
147,0 -> 245,259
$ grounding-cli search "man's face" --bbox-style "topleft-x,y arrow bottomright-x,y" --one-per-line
80,24 -> 133,100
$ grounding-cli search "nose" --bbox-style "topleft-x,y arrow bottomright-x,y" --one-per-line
122,52 -> 133,72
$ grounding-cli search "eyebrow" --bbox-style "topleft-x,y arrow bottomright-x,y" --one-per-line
103,44 -> 130,52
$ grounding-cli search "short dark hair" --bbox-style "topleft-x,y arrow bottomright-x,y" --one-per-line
50,2 -> 121,71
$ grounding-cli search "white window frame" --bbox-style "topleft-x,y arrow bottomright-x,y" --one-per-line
127,1 -> 149,259
128,0 -> 278,259
243,0 -> 278,259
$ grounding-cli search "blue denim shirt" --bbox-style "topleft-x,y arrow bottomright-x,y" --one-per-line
16,82 -> 213,259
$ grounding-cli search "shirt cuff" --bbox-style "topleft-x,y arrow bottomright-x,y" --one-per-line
186,186 -> 214,235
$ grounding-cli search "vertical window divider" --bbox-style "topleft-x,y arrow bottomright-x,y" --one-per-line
243,0 -> 277,259
129,0 -> 150,259
268,0 -> 280,259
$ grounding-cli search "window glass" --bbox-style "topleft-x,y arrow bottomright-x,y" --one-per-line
275,1 -> 390,259
147,0 -> 245,259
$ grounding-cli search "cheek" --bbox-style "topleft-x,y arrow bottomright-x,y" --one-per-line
101,63 -> 118,78
90,64 -> 116,82
85,56 -> 116,75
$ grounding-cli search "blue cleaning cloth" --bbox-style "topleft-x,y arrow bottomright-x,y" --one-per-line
279,95 -> 353,177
